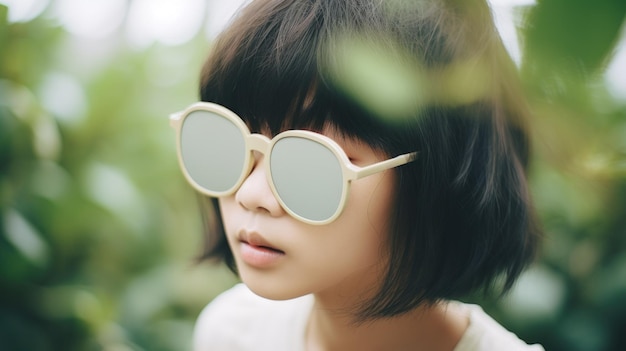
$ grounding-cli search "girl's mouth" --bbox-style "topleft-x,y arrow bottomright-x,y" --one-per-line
239,241 -> 285,267
238,231 -> 285,267
242,241 -> 285,254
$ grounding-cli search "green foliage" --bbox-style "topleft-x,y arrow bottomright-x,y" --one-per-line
0,4 -> 237,350
524,0 -> 626,78
0,1 -> 625,350
487,1 -> 626,350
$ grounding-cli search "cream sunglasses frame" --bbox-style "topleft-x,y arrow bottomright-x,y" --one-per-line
170,102 -> 417,225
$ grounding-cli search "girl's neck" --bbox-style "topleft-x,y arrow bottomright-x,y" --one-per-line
304,295 -> 469,351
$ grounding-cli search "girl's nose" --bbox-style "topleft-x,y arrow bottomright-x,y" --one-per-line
235,153 -> 285,218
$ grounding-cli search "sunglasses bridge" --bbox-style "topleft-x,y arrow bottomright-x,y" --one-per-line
247,133 -> 273,156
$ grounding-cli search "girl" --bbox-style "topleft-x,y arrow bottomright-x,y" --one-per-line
170,0 -> 544,349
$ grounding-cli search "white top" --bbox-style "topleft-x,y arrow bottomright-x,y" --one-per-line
193,284 -> 544,351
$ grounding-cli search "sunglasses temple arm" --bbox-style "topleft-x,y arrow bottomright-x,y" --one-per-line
354,152 -> 418,180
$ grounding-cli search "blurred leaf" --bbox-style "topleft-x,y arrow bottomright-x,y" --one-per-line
3,208 -> 49,267
0,5 -> 8,51
524,0 -> 626,78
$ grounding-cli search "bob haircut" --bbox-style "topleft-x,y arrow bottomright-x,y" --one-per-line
197,0 -> 542,320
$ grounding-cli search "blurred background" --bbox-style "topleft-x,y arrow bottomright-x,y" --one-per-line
0,0 -> 624,350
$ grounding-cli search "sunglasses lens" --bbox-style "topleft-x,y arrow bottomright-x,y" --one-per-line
271,137 -> 343,222
181,110 -> 246,193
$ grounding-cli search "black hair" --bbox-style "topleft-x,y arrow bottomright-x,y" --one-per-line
197,0 -> 542,321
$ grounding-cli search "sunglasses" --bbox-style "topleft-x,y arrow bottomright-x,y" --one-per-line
170,102 -> 417,225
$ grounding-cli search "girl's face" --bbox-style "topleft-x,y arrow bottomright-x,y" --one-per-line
218,129 -> 396,301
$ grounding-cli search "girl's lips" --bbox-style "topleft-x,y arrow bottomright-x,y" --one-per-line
238,231 -> 285,268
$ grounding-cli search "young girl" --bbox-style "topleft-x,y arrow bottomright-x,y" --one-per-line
170,0 -> 544,349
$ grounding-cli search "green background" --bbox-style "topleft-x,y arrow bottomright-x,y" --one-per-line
1,1 -> 625,350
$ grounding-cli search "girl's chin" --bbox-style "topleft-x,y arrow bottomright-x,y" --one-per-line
239,275 -> 312,301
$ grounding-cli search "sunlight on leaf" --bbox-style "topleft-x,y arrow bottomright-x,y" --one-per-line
500,264 -> 566,323
82,162 -> 148,233
38,71 -> 88,127
3,209 -> 50,267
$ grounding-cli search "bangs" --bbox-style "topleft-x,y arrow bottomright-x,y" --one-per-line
199,0 -> 404,153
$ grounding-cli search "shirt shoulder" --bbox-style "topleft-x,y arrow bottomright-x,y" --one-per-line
453,303 -> 544,351
193,283 -> 313,351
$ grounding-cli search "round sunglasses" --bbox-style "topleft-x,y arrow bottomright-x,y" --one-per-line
169,102 -> 417,225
